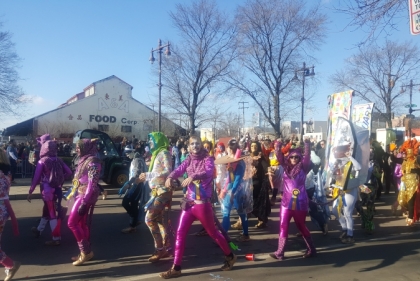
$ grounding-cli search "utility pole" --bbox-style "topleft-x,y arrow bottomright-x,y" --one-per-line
149,39 -> 171,132
293,62 -> 315,141
401,79 -> 420,139
238,101 -> 249,137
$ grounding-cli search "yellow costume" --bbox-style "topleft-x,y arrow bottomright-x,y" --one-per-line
398,148 -> 420,209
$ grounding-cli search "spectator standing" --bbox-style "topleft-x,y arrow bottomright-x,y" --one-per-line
6,140 -> 20,183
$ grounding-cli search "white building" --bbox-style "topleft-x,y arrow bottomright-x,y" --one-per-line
3,75 -> 185,141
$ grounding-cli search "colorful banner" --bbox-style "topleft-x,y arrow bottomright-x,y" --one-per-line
351,103 -> 374,135
324,90 -> 353,171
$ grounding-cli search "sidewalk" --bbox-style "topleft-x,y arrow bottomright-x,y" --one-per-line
9,177 -> 119,200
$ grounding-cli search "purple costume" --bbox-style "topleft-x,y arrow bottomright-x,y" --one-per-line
167,148 -> 231,267
67,139 -> 101,262
29,139 -> 72,242
272,139 -> 316,260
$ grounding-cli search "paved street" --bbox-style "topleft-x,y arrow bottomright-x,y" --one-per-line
4,181 -> 420,281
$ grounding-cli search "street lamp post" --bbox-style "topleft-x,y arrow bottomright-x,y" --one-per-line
149,39 -> 171,132
293,62 -> 315,141
401,79 -> 420,138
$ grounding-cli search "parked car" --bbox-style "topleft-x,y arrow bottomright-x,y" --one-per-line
72,129 -> 130,187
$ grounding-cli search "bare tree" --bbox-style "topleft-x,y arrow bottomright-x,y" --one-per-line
161,0 -> 237,135
333,0 -> 408,43
227,0 -> 328,138
220,112 -> 241,138
330,40 -> 420,128
0,22 -> 28,116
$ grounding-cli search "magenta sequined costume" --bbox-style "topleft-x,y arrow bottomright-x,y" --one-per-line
0,169 -> 17,270
272,140 -> 316,260
29,139 -> 72,242
67,139 -> 101,259
167,149 -> 231,267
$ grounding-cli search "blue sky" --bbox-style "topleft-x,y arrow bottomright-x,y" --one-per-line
0,0 -> 418,130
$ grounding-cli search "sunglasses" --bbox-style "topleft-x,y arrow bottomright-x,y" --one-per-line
290,156 -> 300,160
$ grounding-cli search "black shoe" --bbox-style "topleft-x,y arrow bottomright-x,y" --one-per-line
31,227 -> 41,238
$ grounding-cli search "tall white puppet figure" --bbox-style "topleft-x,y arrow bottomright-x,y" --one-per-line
326,117 -> 361,244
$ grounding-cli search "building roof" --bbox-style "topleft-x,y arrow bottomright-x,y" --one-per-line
2,118 -> 34,137
64,75 -> 133,106
83,75 -> 133,91
2,75 -> 183,137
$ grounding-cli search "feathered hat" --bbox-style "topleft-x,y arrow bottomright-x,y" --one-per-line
400,138 -> 420,157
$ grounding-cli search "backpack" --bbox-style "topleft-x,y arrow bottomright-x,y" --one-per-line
46,157 -> 65,187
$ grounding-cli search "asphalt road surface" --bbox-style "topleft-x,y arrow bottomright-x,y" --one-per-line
3,192 -> 420,281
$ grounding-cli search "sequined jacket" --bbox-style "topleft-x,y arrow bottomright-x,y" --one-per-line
168,154 -> 215,201
145,150 -> 172,195
276,141 -> 311,211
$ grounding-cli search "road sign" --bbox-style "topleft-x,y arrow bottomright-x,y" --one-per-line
409,0 -> 420,35
405,104 -> 417,108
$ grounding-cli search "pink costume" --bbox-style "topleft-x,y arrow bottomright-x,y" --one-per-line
167,148 -> 232,268
67,139 -> 101,258
0,168 -> 19,272
29,139 -> 72,242
272,139 -> 316,260
394,157 -> 403,191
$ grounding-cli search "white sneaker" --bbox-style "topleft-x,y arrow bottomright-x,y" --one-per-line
5,261 -> 21,281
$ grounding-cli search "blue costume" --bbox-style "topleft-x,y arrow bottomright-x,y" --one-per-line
219,160 -> 253,239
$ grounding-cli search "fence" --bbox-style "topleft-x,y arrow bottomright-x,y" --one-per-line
16,160 -> 35,178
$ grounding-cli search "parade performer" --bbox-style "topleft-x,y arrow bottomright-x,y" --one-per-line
268,139 -> 290,206
138,132 -> 173,263
217,139 -> 253,242
328,141 -> 361,243
119,150 -> 148,233
67,139 -> 101,265
398,139 -> 420,226
28,136 -> 72,245
215,141 -> 227,197
270,138 -> 316,260
0,149 -> 20,281
304,150 -> 328,236
356,148 -> 380,234
159,135 -> 236,279
250,140 -> 271,228
391,152 -> 403,215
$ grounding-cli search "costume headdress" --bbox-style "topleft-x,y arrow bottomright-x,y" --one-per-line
389,142 -> 397,152
286,147 -> 303,162
77,138 -> 99,167
148,132 -> 169,172
40,140 -> 58,158
399,138 -> 420,157
215,141 -> 225,158
37,134 -> 51,147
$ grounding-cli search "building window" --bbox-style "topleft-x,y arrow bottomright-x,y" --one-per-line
121,125 -> 132,133
98,125 -> 109,132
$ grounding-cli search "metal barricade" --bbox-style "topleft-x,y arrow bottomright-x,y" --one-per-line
15,159 -> 35,178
